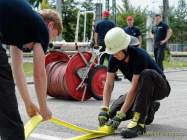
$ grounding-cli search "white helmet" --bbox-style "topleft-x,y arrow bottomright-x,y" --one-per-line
104,27 -> 131,54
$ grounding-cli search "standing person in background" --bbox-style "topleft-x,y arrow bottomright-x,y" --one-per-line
151,14 -> 172,71
94,10 -> 121,81
124,16 -> 142,47
0,0 -> 63,139
94,10 -> 115,52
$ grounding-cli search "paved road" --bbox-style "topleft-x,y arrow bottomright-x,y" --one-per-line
17,71 -> 187,140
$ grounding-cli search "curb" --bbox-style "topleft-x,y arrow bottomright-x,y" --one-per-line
26,68 -> 187,84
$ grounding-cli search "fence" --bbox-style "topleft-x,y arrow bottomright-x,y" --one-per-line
168,43 -> 187,52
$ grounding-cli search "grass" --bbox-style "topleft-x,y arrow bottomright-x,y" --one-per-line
164,60 -> 187,70
23,60 -> 187,77
23,63 -> 33,77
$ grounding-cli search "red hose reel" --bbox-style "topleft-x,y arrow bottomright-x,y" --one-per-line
45,51 -> 107,101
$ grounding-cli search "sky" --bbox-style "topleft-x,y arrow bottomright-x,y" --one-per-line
123,0 -> 176,8
97,0 -> 187,13
120,0 -> 176,12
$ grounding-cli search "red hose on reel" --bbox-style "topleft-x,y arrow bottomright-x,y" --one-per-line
45,51 -> 93,101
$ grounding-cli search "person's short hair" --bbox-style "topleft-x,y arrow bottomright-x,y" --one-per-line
155,14 -> 161,17
39,9 -> 63,35
102,10 -> 110,17
127,16 -> 134,21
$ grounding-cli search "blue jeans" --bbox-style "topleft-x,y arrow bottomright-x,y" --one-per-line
154,45 -> 166,71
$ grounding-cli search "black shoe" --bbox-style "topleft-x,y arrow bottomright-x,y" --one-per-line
145,101 -> 160,125
115,75 -> 122,81
120,124 -> 146,138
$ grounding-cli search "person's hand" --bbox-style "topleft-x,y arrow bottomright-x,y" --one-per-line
106,111 -> 126,130
160,40 -> 167,45
25,102 -> 40,118
98,106 -> 109,127
39,106 -> 52,121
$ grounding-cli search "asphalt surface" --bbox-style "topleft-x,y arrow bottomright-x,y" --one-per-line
17,70 -> 187,140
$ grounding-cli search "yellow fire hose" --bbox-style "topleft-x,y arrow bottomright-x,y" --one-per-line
64,133 -> 108,140
24,115 -> 113,140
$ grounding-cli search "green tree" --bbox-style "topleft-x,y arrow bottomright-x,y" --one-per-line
116,0 -> 147,48
61,0 -> 79,41
28,0 -> 41,7
80,0 -> 94,11
28,0 -> 49,9
169,0 -> 187,46
123,0 -> 130,12
29,0 -> 94,42
78,0 -> 95,42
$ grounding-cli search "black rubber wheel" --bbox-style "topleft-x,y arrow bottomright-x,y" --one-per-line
88,65 -> 107,100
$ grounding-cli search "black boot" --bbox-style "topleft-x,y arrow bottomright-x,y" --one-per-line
121,123 -> 146,138
115,74 -> 122,81
120,112 -> 146,138
145,101 -> 160,125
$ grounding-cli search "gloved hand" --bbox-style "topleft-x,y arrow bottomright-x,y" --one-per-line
106,111 -> 126,130
98,106 -> 109,126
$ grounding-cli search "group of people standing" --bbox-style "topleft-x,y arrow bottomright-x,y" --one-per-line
94,10 -> 172,71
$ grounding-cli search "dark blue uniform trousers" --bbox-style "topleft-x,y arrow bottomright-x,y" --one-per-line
154,44 -> 166,71
0,45 -> 25,140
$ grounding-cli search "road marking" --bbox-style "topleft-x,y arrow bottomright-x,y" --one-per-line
31,133 -> 63,140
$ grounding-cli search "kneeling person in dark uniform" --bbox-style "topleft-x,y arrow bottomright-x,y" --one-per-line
98,27 -> 170,138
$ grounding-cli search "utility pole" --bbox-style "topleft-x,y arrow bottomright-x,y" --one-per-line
112,0 -> 116,24
56,0 -> 62,20
105,0 -> 109,10
146,0 -> 154,52
56,0 -> 62,40
95,2 -> 102,21
162,0 -> 169,24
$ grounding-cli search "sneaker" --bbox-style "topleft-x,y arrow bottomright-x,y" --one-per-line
145,101 -> 160,125
120,123 -> 146,138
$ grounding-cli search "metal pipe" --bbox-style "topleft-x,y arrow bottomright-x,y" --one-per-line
53,42 -> 91,46
75,11 -> 81,42
90,11 -> 96,42
83,12 -> 87,42
75,11 -> 96,43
